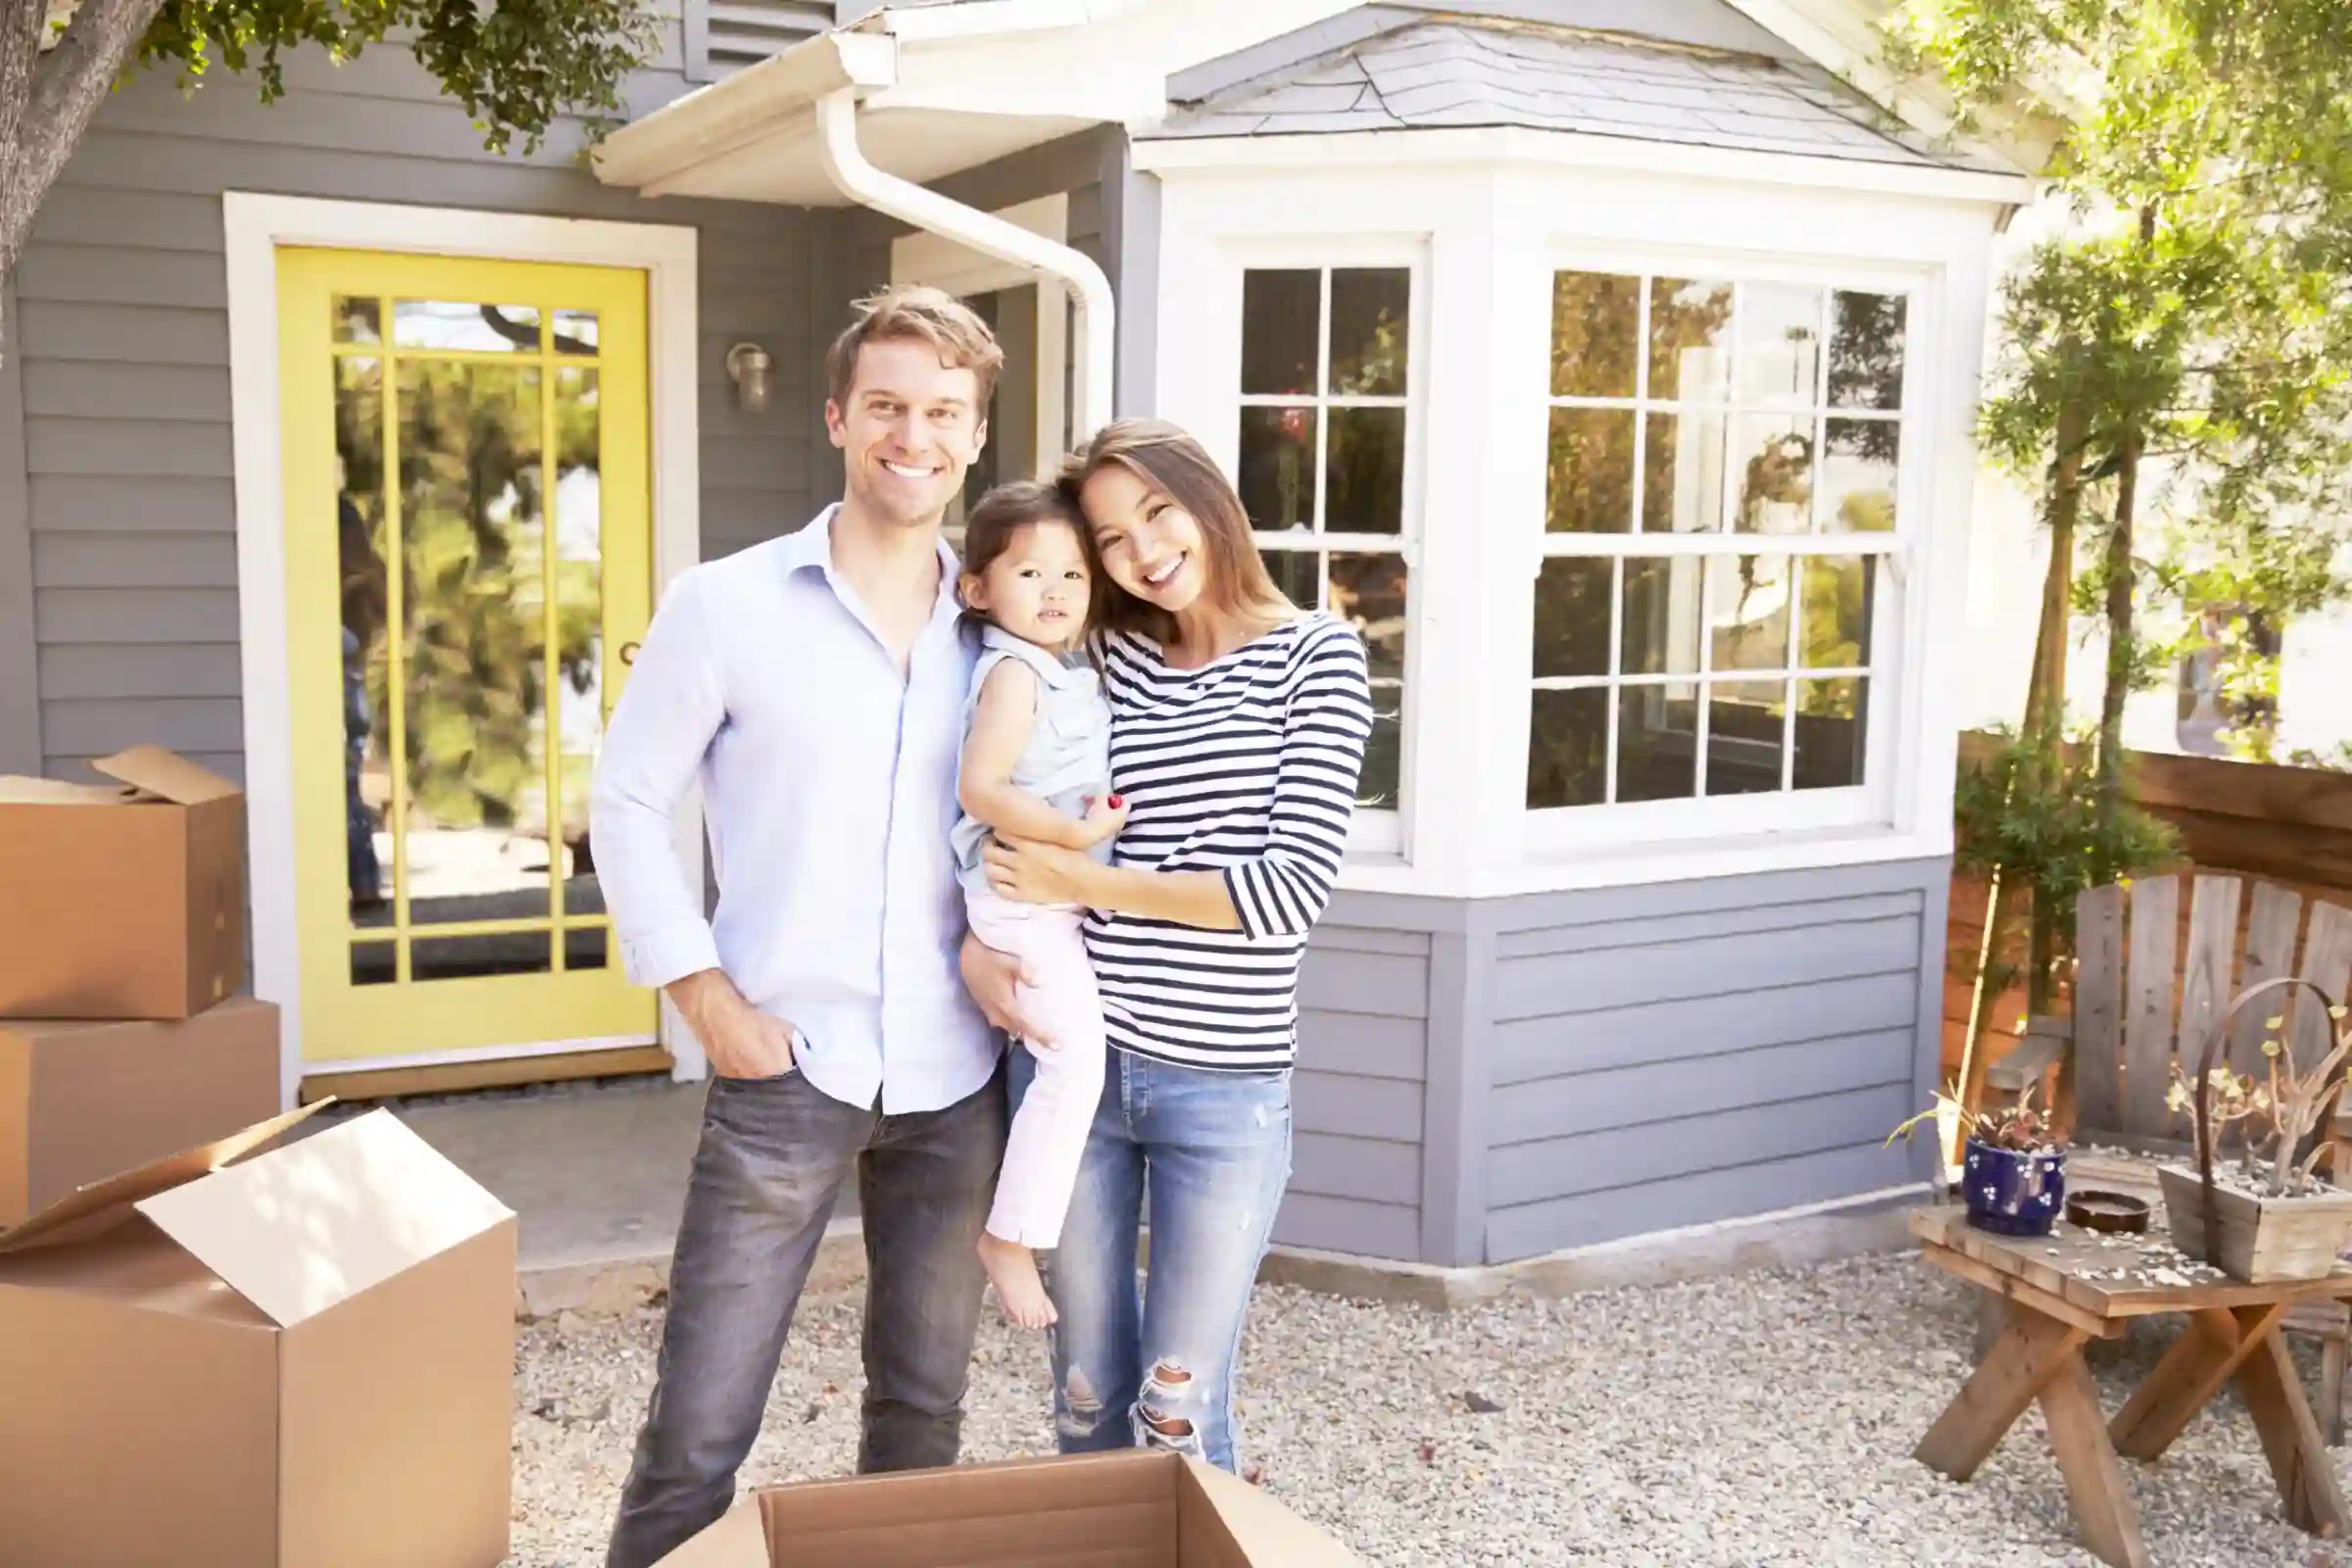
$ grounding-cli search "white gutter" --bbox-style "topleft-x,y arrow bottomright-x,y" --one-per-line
813,88 -> 1117,437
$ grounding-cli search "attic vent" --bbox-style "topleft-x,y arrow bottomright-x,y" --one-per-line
684,0 -> 834,82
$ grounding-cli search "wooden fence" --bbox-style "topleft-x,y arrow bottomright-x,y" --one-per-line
1941,739 -> 2352,1079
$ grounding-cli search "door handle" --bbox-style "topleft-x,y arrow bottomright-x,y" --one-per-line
619,641 -> 641,666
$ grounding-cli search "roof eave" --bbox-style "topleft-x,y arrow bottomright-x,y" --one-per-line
1132,123 -> 2041,208
591,29 -> 899,191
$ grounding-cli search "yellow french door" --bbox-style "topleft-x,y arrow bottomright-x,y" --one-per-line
277,248 -> 657,1065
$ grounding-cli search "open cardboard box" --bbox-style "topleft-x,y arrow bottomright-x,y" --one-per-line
0,994 -> 280,1225
656,1448 -> 1360,1567
0,745 -> 248,1018
0,1101 -> 517,1567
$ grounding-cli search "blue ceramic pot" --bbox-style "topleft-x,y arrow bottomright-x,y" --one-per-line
1964,1138 -> 2066,1237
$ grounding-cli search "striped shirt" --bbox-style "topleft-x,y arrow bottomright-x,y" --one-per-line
1084,612 -> 1374,1071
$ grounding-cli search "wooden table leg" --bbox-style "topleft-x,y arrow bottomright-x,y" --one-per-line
2110,1302 -> 2285,1462
2236,1312 -> 2352,1538
2040,1352 -> 2151,1568
1917,1306 -> 2088,1482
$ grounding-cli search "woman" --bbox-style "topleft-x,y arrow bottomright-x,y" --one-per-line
960,418 -> 1373,1476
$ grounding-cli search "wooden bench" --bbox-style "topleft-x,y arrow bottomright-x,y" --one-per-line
1984,871 -> 2352,1440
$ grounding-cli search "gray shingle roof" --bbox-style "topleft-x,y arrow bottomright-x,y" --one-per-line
1144,16 -> 2008,173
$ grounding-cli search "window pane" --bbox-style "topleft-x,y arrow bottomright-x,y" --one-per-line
1239,406 -> 1317,530
1329,269 -> 1409,396
1642,412 -> 1725,534
1360,685 -> 1403,809
1829,291 -> 1906,410
1621,557 -> 1701,676
1546,408 -> 1635,534
394,300 -> 543,353
1820,418 -> 1898,533
1708,555 -> 1791,672
1550,271 -> 1642,398
1262,547 -> 1319,611
1242,270 -> 1319,395
553,310 -> 600,355
1647,278 -> 1734,402
1800,556 -> 1873,669
336,356 -> 388,920
1795,676 -> 1868,789
413,930 -> 554,981
1734,283 -> 1822,409
1706,680 -> 1787,796
1326,407 -> 1405,534
554,367 -> 605,916
1533,557 -> 1612,679
334,296 -> 381,346
1528,688 -> 1607,808
1730,415 -> 1813,535
1328,554 -> 1406,681
1618,682 -> 1699,803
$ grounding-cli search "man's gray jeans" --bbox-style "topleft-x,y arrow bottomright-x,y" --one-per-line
604,1059 -> 1005,1568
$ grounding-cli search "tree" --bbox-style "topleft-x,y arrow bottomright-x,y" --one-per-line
2,0 -> 656,344
1887,0 -> 2352,1117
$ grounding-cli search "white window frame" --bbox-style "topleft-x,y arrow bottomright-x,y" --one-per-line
1521,244 -> 1926,856
1199,235 -> 1432,858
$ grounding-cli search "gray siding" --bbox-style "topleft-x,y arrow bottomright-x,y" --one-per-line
15,28 -> 832,785
1280,919 -> 1432,1260
1478,858 -> 1945,1262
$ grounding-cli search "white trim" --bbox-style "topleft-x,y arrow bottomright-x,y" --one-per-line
221,193 -> 704,1109
1132,125 -> 2038,208
890,192 -> 1069,299
1335,822 -> 1953,900
301,1033 -> 661,1080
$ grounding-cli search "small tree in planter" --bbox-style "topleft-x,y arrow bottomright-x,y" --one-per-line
2159,977 -> 2352,1282
1890,1080 -> 2067,1237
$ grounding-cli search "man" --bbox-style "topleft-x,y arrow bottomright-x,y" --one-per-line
590,286 -> 1008,1568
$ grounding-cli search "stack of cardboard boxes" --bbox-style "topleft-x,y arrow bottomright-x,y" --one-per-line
0,748 -> 519,1567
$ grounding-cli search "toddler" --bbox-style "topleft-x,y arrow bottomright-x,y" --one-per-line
950,479 -> 1121,1329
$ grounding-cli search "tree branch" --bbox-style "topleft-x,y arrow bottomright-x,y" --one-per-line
4,0 -> 164,282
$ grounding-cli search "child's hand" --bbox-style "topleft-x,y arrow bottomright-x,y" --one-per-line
1072,794 -> 1128,848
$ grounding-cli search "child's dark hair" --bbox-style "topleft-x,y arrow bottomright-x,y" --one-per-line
958,478 -> 1100,633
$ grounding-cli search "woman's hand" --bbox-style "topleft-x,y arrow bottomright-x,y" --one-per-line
983,834 -> 1099,906
959,931 -> 1054,1049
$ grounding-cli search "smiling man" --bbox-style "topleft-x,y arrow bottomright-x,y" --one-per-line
590,287 -> 1008,1568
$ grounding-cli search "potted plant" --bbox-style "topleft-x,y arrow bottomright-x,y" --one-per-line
1889,1080 -> 2067,1237
2157,976 -> 2352,1283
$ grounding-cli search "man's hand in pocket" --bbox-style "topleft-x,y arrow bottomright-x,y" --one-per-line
666,969 -> 797,1079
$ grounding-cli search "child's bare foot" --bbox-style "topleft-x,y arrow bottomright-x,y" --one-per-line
978,1233 -> 1056,1329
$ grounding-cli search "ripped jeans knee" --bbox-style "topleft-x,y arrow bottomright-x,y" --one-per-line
1056,1363 -> 1112,1444
1131,1358 -> 1205,1457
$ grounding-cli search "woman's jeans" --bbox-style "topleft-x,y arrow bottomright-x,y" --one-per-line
1009,1046 -> 1293,1473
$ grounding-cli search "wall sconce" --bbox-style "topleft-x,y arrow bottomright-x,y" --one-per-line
725,343 -> 772,414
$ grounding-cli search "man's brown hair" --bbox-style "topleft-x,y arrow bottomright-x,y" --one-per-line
1057,418 -> 1289,642
823,284 -> 1004,412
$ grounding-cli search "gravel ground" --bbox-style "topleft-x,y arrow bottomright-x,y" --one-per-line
510,1252 -> 2352,1566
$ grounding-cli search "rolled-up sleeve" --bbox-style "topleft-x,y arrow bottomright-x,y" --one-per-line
1222,622 -> 1374,941
590,567 -> 727,990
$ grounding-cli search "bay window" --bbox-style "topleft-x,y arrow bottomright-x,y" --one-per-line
1528,269 -> 1908,844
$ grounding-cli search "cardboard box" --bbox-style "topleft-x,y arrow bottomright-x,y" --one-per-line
0,1102 -> 518,1567
0,994 -> 281,1226
0,745 -> 248,1019
655,1449 -> 1360,1567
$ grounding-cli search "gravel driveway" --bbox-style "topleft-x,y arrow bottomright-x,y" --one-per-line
511,1251 -> 2352,1566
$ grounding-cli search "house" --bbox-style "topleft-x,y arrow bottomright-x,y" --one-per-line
0,0 -> 2041,1272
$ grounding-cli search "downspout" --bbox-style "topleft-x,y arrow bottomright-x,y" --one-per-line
813,88 -> 1117,438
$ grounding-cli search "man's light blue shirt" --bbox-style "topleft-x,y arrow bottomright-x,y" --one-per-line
588,506 -> 998,1115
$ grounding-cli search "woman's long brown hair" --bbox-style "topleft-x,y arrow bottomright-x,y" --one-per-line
1057,418 -> 1289,644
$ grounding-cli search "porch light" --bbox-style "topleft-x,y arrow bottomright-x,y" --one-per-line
725,342 -> 773,413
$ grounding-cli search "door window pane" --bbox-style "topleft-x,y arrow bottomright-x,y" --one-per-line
335,355 -> 389,922
395,300 -> 543,353
553,310 -> 600,355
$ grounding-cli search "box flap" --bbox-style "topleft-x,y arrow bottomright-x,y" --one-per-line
133,1108 -> 514,1328
649,1496 -> 770,1567
0,775 -> 134,806
92,746 -> 240,806
0,1101 -> 326,1256
1183,1459 -> 1359,1564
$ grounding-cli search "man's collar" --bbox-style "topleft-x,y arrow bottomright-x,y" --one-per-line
783,503 -> 960,581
